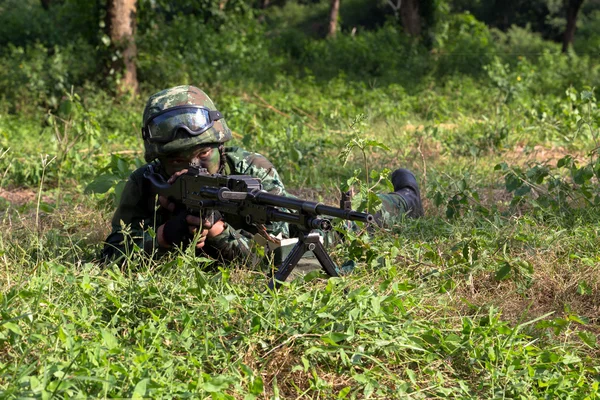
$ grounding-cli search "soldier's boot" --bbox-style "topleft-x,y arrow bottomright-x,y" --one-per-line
390,168 -> 423,218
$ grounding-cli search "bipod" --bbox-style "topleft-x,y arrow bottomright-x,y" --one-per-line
268,232 -> 339,290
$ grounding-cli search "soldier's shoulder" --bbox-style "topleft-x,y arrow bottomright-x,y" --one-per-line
224,146 -> 274,173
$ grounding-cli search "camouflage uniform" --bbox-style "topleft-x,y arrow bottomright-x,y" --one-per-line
102,146 -> 293,262
101,85 -> 422,264
102,162 -> 418,263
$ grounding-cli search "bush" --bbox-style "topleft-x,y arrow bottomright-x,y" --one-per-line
136,13 -> 280,90
492,25 -> 560,64
433,12 -> 496,77
276,23 -> 431,88
0,0 -> 100,49
0,41 -> 98,114
574,10 -> 600,56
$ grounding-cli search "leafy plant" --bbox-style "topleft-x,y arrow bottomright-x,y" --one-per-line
85,154 -> 144,207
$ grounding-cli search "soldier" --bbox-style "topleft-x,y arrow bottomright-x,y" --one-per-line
101,85 -> 423,264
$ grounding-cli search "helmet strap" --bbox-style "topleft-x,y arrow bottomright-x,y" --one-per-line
217,144 -> 226,174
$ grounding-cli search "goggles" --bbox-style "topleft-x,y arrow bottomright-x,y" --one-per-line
142,105 -> 224,143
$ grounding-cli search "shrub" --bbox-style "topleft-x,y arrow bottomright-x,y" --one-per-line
0,42 -> 97,114
432,12 -> 496,77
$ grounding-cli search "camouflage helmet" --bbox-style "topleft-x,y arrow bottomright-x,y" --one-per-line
142,85 -> 232,162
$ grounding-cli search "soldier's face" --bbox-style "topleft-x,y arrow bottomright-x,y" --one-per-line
161,144 -> 221,176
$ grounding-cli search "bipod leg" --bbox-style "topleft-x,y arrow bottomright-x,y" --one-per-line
268,232 -> 340,290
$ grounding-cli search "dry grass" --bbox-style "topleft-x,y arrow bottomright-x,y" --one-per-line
455,249 -> 600,331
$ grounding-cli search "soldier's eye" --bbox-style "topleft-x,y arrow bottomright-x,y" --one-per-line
198,149 -> 212,158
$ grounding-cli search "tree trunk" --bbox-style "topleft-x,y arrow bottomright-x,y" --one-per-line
40,0 -> 51,10
327,0 -> 341,38
562,0 -> 585,53
106,0 -> 139,95
400,0 -> 421,36
261,0 -> 270,8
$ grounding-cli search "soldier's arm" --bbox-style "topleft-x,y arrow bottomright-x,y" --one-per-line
101,167 -> 166,262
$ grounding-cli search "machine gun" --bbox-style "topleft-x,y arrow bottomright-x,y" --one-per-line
143,165 -> 373,289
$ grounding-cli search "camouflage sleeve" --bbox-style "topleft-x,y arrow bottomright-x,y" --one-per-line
203,223 -> 256,265
101,166 -> 165,262
241,152 -> 290,238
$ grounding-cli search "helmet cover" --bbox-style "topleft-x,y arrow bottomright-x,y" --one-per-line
143,85 -> 232,162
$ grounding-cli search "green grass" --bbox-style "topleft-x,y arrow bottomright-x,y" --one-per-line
1,76 -> 600,398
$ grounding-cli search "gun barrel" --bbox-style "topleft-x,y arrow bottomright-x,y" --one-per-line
253,192 -> 374,223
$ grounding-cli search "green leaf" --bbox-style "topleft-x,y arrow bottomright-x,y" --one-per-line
85,174 -> 119,194
211,393 -> 235,400
577,280 -> 592,295
58,100 -> 74,118
352,374 -> 369,384
322,332 -> 351,345
514,185 -> 531,196
101,35 -> 111,47
495,262 -> 512,281
505,173 -> 522,192
363,139 -> 390,151
289,148 -> 302,163
581,90 -> 594,101
248,376 -> 263,395
439,278 -> 456,293
567,314 -> 586,325
370,296 -> 381,316
421,334 -> 439,346
117,157 -> 130,176
578,331 -> 597,348
337,387 -> 351,399
574,166 -> 593,185
202,374 -> 236,392
39,202 -> 54,213
561,353 -> 581,365
406,368 -> 417,385
487,346 -> 496,362
3,322 -> 23,335
557,155 -> 572,168
101,329 -> 118,349
132,378 -> 149,399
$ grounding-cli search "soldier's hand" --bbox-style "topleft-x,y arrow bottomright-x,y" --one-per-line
158,169 -> 225,249
206,220 -> 226,239
158,211 -> 190,248
168,169 -> 188,184
158,195 -> 176,212
185,215 -> 210,249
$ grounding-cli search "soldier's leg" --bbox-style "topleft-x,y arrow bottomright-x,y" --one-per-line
376,168 -> 423,227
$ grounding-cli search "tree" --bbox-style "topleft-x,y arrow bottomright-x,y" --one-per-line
106,0 -> 139,95
562,0 -> 586,52
328,0 -> 341,38
387,0 -> 437,37
400,0 -> 421,36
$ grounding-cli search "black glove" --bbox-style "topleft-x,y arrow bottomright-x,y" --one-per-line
162,210 -> 192,246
